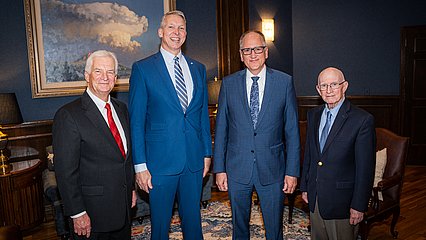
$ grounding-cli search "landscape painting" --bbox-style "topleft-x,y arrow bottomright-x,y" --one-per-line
24,0 -> 174,98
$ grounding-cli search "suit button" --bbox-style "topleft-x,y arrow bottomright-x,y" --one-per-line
318,161 -> 323,166
254,133 -> 257,136
251,150 -> 254,153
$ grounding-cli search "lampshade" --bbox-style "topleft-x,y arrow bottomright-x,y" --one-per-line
208,78 -> 222,105
0,93 -> 23,125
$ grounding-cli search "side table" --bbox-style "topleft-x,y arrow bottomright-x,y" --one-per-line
0,159 -> 44,231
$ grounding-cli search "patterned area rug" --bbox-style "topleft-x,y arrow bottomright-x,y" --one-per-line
131,200 -> 310,239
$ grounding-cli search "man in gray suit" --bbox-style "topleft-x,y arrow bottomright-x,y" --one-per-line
213,30 -> 300,239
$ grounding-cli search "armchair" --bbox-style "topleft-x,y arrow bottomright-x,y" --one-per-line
359,128 -> 409,239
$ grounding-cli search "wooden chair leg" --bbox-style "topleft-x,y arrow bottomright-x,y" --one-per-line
359,220 -> 370,240
390,206 -> 400,239
287,193 -> 295,224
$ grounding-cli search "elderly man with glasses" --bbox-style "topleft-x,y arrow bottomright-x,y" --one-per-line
300,67 -> 376,240
213,30 -> 300,239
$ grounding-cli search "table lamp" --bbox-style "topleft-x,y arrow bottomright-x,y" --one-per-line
0,93 -> 23,175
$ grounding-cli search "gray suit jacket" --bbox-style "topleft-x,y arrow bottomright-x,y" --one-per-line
213,67 -> 300,185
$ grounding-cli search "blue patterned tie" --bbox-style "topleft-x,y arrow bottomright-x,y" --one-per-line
174,56 -> 188,112
250,76 -> 260,128
320,111 -> 332,152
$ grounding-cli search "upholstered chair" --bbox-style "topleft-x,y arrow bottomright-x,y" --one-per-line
359,128 -> 409,239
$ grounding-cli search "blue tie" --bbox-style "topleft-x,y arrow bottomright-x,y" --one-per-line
320,111 -> 332,152
250,76 -> 260,128
174,56 -> 188,112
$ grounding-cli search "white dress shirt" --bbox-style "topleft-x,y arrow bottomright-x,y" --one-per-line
246,66 -> 266,111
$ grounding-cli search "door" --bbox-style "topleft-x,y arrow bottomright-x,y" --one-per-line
401,26 -> 426,165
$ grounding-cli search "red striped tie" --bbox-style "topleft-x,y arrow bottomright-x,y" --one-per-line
105,103 -> 126,158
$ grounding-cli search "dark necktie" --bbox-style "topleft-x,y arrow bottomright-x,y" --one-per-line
105,103 -> 126,158
174,56 -> 188,112
250,76 -> 260,128
320,111 -> 332,152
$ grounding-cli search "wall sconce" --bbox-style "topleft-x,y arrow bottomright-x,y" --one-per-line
262,18 -> 274,42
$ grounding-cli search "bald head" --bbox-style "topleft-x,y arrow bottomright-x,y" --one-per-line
317,67 -> 345,85
316,67 -> 348,109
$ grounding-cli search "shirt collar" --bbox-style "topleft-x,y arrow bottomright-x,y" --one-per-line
324,97 -> 345,116
246,65 -> 266,80
160,47 -> 183,64
86,87 -> 111,111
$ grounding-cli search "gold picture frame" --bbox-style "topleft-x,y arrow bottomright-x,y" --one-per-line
24,0 -> 176,98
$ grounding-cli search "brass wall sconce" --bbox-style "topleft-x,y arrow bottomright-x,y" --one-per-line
262,18 -> 274,42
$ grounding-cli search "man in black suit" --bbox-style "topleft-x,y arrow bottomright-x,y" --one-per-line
53,50 -> 136,239
300,67 -> 376,240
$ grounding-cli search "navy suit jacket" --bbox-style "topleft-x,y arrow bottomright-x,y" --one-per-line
129,52 -> 212,175
300,99 -> 376,219
213,67 -> 300,185
53,92 -> 134,232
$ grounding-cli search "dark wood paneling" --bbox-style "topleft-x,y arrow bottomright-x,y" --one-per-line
208,96 -> 400,139
297,96 -> 401,134
401,26 -> 426,165
216,0 -> 248,79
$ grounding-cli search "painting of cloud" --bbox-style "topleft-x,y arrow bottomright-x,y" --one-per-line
40,0 -> 163,83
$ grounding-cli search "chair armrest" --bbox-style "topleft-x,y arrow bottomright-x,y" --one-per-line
377,174 -> 401,191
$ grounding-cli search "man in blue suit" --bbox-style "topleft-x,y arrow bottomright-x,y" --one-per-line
128,10 -> 212,239
213,31 -> 300,239
300,67 -> 376,239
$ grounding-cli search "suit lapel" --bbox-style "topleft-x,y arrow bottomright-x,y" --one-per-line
256,68 -> 273,127
153,52 -> 183,111
237,70 -> 252,126
322,99 -> 350,154
313,106 -> 324,153
185,56 -> 198,113
81,92 -> 126,161
81,92 -> 119,154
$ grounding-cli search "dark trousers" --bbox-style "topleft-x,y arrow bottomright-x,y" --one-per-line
70,217 -> 131,240
228,166 -> 284,240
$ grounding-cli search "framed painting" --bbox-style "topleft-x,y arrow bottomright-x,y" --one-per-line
24,0 -> 176,98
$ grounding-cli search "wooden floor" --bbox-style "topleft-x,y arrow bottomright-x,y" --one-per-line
23,166 -> 426,240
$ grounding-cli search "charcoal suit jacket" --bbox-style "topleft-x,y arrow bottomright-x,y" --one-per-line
53,91 -> 134,232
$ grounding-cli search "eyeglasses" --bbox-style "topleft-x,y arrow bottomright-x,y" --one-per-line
240,46 -> 266,55
318,81 -> 346,91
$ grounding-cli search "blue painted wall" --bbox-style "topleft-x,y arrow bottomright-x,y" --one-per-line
249,0 -> 293,75
1,0 -> 426,121
293,0 -> 426,96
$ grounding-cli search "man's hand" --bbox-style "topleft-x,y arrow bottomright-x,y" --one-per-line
283,175 -> 297,194
136,170 -> 153,193
73,213 -> 91,238
131,190 -> 137,208
349,208 -> 364,225
216,172 -> 228,191
301,192 -> 308,203
203,157 -> 211,178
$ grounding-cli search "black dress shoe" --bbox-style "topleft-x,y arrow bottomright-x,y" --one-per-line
60,233 -> 71,240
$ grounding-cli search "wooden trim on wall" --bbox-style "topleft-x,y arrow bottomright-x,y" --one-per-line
297,96 -> 401,135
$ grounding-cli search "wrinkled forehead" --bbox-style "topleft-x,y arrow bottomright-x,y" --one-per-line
318,69 -> 343,84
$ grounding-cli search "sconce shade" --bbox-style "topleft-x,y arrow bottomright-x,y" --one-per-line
0,93 -> 23,125
208,79 -> 222,105
262,18 -> 274,41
